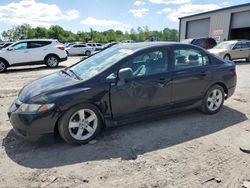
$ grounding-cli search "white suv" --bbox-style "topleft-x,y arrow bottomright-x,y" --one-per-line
0,39 -> 67,73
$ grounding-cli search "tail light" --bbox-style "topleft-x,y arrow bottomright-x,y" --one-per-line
57,46 -> 65,51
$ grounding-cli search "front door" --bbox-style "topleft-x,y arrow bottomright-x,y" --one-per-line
231,42 -> 247,59
109,47 -> 172,120
7,42 -> 30,64
171,46 -> 213,105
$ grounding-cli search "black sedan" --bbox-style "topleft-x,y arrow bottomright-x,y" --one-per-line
8,42 -> 237,145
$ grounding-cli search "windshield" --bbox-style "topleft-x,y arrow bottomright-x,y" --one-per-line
214,42 -> 235,50
70,47 -> 133,80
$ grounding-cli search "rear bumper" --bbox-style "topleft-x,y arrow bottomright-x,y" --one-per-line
227,86 -> 236,99
60,56 -> 68,62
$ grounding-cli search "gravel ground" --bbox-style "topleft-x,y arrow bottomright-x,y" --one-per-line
0,57 -> 250,188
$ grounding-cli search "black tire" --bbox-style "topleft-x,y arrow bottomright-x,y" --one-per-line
58,103 -> 103,145
85,50 -> 91,56
199,85 -> 225,114
66,51 -> 69,56
45,55 -> 59,68
223,54 -> 231,61
0,60 -> 8,73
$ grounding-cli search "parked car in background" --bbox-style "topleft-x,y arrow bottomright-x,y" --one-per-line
181,38 -> 217,49
0,42 -> 13,50
65,42 -> 85,48
121,40 -> 134,43
0,39 -> 67,73
66,43 -> 95,56
208,40 -> 250,61
8,42 -> 236,144
86,43 -> 104,51
103,42 -> 118,49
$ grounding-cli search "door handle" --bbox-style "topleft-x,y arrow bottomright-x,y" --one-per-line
24,51 -> 29,53
156,77 -> 171,87
199,70 -> 207,76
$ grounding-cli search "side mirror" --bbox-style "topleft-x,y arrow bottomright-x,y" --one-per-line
118,67 -> 133,83
7,47 -> 14,51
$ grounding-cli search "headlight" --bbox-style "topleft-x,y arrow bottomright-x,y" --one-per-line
17,103 -> 54,113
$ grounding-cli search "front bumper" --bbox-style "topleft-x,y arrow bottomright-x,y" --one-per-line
7,100 -> 58,142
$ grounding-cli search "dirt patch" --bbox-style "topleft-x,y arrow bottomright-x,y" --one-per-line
0,58 -> 250,187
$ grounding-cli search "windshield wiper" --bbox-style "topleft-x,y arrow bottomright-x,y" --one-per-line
61,69 -> 71,77
65,68 -> 82,80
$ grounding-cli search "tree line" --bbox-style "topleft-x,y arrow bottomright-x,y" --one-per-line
1,24 -> 179,43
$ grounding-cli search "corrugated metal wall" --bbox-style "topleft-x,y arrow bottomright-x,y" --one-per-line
179,5 -> 250,42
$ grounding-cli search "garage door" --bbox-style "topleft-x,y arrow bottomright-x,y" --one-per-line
230,11 -> 250,40
186,18 -> 210,38
231,11 -> 250,29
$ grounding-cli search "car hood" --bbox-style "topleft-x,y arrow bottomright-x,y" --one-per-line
18,72 -> 87,103
208,49 -> 227,54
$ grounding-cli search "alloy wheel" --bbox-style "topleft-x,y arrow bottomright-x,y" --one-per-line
207,89 -> 223,111
0,62 -> 5,72
68,109 -> 98,141
47,57 -> 58,67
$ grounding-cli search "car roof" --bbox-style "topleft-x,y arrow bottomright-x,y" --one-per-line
18,39 -> 57,42
113,41 -> 179,51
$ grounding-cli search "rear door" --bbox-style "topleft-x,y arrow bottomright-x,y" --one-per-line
109,47 -> 172,120
27,41 -> 52,61
171,46 -> 212,105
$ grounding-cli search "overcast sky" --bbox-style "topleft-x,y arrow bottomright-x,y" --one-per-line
0,0 -> 249,33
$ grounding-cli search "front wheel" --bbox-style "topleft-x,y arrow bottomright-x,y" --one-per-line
85,50 -> 91,56
200,85 -> 225,114
58,104 -> 103,145
45,55 -> 59,68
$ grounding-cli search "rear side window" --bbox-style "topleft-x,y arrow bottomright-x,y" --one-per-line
174,48 -> 209,70
28,41 -> 52,48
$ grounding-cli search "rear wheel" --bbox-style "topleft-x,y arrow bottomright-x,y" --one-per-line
45,55 -> 59,68
223,54 -> 231,61
58,104 -> 103,145
200,85 -> 225,114
85,50 -> 91,56
0,60 -> 7,73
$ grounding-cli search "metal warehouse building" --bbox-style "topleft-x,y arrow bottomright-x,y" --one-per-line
179,3 -> 250,43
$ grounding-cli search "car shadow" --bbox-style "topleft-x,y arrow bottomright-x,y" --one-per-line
2,106 -> 247,169
5,65 -> 66,73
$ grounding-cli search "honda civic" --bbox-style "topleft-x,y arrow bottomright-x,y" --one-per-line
8,42 -> 237,145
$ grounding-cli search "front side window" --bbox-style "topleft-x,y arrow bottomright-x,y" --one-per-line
174,48 -> 209,70
13,42 -> 27,50
121,49 -> 168,78
233,42 -> 242,49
